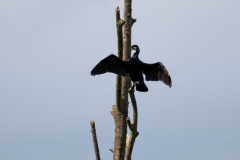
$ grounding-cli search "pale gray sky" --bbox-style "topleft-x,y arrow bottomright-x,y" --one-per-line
1,0 -> 240,160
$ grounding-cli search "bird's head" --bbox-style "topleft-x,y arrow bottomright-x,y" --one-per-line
131,45 -> 140,52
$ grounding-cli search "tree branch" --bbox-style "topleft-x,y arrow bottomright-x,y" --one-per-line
111,6 -> 129,160
112,1 -> 135,159
116,6 -> 124,112
128,89 -> 138,131
122,1 -> 137,159
109,148 -> 114,153
126,117 -> 133,131
122,0 -> 134,104
124,88 -> 139,160
90,120 -> 101,160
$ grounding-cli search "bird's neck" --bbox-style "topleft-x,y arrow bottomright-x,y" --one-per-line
133,50 -> 139,58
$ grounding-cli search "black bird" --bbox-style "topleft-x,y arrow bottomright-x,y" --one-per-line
90,45 -> 172,92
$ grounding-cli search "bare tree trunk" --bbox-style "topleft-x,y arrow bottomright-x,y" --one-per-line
91,1 -> 138,160
111,1 -> 136,160
111,6 -> 127,160
115,6 -> 125,111
111,0 -> 135,160
121,2 -> 136,155
122,0 -> 135,103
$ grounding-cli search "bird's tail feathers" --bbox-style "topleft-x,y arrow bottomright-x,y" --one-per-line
136,83 -> 148,92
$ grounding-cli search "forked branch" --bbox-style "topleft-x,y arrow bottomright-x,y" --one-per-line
111,5 -> 129,160
124,88 -> 139,160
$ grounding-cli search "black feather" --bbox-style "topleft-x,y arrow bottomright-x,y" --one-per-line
90,45 -> 172,92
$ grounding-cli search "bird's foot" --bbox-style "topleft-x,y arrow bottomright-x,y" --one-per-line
129,86 -> 135,92
129,82 -> 139,92
134,81 -> 139,86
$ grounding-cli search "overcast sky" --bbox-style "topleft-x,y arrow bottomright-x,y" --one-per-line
1,0 -> 240,160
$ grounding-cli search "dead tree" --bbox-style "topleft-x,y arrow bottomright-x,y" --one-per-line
90,1 -> 138,160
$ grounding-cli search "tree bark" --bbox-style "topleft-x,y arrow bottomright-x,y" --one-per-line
111,6 -> 127,160
121,0 -> 134,102
90,121 -> 101,160
121,0 -> 136,145
124,88 -> 139,160
112,1 -> 136,158
92,1 -> 138,160
115,6 -> 125,111
91,1 -> 139,160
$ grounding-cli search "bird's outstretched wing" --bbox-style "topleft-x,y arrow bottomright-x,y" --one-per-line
141,62 -> 172,87
91,54 -> 128,76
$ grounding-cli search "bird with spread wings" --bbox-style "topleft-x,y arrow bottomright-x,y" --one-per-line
91,45 -> 172,92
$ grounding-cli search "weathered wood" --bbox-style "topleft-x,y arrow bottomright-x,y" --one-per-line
111,105 -> 127,160
112,1 -> 138,160
124,88 -> 139,160
90,121 -> 101,160
111,6 -> 128,160
119,0 -> 136,159
90,1 -> 139,160
115,6 -> 125,111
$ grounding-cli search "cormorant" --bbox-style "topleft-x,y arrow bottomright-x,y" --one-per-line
90,45 -> 172,92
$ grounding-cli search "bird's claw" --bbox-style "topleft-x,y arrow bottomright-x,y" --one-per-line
129,82 -> 139,92
129,86 -> 135,92
134,82 -> 139,86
